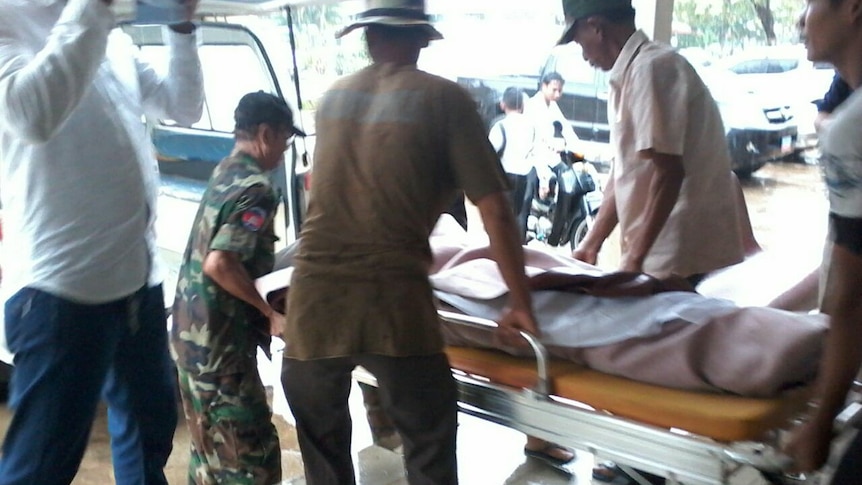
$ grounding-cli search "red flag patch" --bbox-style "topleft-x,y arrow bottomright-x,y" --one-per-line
241,207 -> 267,232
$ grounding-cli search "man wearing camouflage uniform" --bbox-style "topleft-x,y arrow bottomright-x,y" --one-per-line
171,91 -> 304,485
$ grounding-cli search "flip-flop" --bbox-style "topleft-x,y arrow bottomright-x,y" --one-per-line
593,462 -> 667,485
592,461 -> 622,482
523,443 -> 576,472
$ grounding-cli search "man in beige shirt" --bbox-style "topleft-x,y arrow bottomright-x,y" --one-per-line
564,0 -> 745,285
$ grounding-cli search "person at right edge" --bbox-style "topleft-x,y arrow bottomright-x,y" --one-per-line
279,1 -> 540,484
558,0 -> 746,481
563,0 -> 745,289
814,72 -> 853,134
784,0 -> 862,481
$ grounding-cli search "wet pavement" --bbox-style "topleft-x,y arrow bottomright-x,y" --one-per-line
738,159 -> 828,255
0,159 -> 829,484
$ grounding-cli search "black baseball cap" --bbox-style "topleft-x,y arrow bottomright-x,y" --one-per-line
234,91 -> 307,137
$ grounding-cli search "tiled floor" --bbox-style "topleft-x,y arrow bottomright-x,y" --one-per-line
0,369 -> 797,485
0,376 -> 601,485
0,341 -> 789,485
267,377 -> 600,485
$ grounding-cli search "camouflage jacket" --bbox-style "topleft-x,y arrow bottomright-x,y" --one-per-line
171,152 -> 279,376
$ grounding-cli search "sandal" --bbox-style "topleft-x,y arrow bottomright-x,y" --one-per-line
523,442 -> 576,467
592,461 -> 622,482
593,462 -> 666,485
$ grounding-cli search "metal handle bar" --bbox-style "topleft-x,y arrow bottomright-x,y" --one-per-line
437,310 -> 550,396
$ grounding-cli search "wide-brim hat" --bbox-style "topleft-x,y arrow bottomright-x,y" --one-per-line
557,0 -> 633,45
335,0 -> 443,40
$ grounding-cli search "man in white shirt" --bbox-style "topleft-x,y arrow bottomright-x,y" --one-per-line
523,71 -> 580,157
489,86 -> 539,241
0,0 -> 203,482
785,0 -> 862,480
562,0 -> 744,285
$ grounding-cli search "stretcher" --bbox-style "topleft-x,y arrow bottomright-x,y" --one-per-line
253,265 -> 849,484
353,309 -> 860,485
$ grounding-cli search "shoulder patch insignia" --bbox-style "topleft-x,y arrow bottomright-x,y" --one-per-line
241,207 -> 268,232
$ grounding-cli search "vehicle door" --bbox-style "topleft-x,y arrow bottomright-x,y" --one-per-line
123,18 -> 313,297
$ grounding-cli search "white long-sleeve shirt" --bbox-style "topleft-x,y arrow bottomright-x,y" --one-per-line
487,112 -> 536,175
0,0 -> 203,303
524,92 -> 580,153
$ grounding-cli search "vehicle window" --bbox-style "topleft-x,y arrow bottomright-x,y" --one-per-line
548,44 -> 601,85
729,59 -> 768,74
137,44 -> 273,132
768,59 -> 798,73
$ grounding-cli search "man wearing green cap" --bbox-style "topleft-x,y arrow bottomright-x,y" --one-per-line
172,91 -> 305,484
561,0 -> 745,288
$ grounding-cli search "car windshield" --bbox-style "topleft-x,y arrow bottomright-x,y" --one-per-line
693,64 -> 748,103
545,43 -> 602,86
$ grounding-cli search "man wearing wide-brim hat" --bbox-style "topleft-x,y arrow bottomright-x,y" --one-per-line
563,0 -> 746,286
280,1 -> 540,484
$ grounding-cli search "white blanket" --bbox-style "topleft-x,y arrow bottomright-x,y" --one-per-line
254,215 -> 827,397
428,216 -> 826,397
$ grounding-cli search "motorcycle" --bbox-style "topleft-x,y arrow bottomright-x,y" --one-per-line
527,150 -> 603,251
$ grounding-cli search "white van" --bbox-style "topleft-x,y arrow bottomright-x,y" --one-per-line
123,2 -> 325,298
0,0 -> 327,364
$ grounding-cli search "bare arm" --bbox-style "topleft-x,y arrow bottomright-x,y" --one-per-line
767,269 -> 819,312
573,174 -> 618,264
786,244 -> 862,472
814,111 -> 833,135
473,191 -> 539,345
620,150 -> 684,273
202,249 -> 284,336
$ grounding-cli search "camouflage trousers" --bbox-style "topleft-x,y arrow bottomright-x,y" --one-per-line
177,365 -> 281,485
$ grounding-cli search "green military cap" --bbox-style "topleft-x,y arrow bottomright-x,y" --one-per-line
558,0 -> 633,44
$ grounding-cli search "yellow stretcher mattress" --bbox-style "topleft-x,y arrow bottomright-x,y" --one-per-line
444,346 -> 812,443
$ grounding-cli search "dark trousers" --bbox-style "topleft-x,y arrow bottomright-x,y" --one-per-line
831,428 -> 862,483
507,170 -> 537,244
282,353 -> 458,485
0,285 -> 177,485
444,192 -> 468,231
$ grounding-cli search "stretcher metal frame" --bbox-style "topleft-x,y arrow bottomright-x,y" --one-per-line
355,310 -> 858,485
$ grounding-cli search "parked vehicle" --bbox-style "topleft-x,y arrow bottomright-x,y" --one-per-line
528,150 -> 602,251
123,18 -> 313,248
716,44 -> 835,153
457,43 -> 799,177
114,11 -> 316,305
546,152 -> 602,250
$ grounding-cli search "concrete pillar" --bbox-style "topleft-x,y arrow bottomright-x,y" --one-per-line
634,0 -> 674,43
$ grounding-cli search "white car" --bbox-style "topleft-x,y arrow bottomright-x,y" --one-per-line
717,44 -> 836,150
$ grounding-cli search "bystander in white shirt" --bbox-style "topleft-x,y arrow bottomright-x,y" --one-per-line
0,0 -> 203,304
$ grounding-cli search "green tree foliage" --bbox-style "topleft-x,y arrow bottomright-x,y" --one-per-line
750,0 -> 776,44
289,4 -> 342,28
674,0 -> 805,53
258,3 -> 371,107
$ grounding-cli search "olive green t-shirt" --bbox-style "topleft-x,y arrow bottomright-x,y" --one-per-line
285,62 -> 508,360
